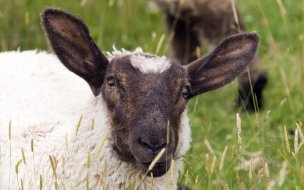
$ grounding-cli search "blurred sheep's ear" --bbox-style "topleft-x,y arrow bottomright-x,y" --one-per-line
41,8 -> 109,96
185,32 -> 259,99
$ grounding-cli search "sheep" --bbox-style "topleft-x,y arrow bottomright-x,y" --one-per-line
149,0 -> 268,110
0,8 -> 259,189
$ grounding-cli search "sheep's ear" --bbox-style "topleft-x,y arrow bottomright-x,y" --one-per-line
41,8 -> 109,96
185,33 -> 259,98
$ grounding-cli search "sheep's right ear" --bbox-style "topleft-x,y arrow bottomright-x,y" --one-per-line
41,8 -> 109,96
185,32 -> 259,98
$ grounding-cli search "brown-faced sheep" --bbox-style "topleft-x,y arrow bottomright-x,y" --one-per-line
0,8 -> 259,189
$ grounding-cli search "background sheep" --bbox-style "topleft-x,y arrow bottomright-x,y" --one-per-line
149,0 -> 268,110
0,8 -> 258,189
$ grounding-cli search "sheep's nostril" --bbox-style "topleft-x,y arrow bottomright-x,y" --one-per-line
139,139 -> 166,153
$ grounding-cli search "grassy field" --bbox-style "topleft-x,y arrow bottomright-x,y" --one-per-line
1,0 -> 304,189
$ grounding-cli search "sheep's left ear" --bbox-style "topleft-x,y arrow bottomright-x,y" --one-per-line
41,8 -> 109,96
185,33 -> 259,99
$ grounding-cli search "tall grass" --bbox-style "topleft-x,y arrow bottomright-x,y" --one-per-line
0,0 -> 304,189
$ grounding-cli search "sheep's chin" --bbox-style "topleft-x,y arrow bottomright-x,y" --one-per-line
139,159 -> 172,178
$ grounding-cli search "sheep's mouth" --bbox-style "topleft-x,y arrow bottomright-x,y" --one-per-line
141,161 -> 171,177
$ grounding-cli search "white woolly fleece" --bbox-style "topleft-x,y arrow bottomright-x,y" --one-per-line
0,50 -> 191,189
107,46 -> 171,73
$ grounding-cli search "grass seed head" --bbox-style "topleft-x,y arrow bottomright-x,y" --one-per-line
249,158 -> 253,180
21,148 -> 26,164
235,170 -> 239,184
219,146 -> 228,170
296,123 -> 304,142
15,159 -> 22,174
236,113 -> 242,150
231,145 -> 235,159
31,139 -> 34,152
295,128 -> 299,154
265,162 -> 270,178
283,125 -> 290,153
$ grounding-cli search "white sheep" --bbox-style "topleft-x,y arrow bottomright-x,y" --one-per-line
0,8 -> 259,189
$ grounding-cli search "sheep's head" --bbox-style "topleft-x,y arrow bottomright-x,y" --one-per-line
41,8 -> 259,177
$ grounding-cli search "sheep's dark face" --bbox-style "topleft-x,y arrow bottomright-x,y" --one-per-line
42,8 -> 259,178
101,53 -> 189,177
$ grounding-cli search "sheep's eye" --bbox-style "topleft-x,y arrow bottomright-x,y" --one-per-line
182,87 -> 189,99
107,76 -> 116,86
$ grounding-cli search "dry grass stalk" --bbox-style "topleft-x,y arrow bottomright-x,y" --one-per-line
166,121 -> 170,144
8,120 -> 11,139
169,159 -> 174,186
87,151 -> 91,168
20,178 -> 24,190
75,116 -> 83,135
266,110 -> 271,119
91,119 -> 95,131
150,172 -> 154,187
205,154 -> 210,172
277,0 -> 287,15
49,155 -> 57,178
236,113 -> 242,150
230,0 -> 239,27
210,155 -> 216,174
65,133 -> 68,147
156,34 -> 165,54
266,180 -> 276,190
219,146 -> 228,170
40,175 -> 43,190
278,161 -> 288,186
204,139 -> 214,155
195,46 -> 201,59
168,31 -> 175,43
94,130 -> 109,160
300,166 -> 304,183
283,125 -> 290,153
54,181 -> 58,190
148,148 -> 165,171
86,173 -> 90,190
31,139 -> 34,152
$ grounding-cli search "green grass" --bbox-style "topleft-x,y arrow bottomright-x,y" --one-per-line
1,0 -> 304,189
